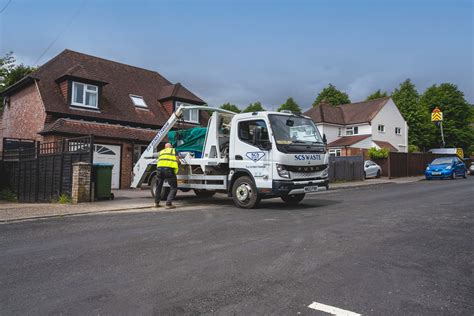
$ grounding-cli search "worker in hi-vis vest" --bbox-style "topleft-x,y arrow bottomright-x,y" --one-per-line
155,143 -> 179,209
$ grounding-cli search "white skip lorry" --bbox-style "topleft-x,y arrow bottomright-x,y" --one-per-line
131,105 -> 329,208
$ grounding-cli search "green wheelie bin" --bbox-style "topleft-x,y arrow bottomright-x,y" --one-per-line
92,163 -> 114,200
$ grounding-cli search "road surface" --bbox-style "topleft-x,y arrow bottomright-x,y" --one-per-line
1,178 -> 473,315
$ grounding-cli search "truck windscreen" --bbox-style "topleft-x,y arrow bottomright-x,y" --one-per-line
269,114 -> 322,144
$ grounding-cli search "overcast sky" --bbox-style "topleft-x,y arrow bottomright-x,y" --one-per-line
1,0 -> 472,110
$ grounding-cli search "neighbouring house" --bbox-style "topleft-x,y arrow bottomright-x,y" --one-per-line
0,49 -> 208,189
304,97 -> 408,156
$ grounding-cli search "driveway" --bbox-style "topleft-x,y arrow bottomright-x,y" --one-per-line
0,177 -> 472,315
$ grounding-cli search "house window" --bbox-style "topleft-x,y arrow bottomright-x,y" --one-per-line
338,127 -> 342,136
378,124 -> 385,133
395,127 -> 401,135
130,95 -> 147,108
72,81 -> 98,108
346,126 -> 358,135
329,149 -> 341,157
176,101 -> 200,123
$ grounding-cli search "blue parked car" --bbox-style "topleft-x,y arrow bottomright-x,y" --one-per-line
425,156 -> 467,180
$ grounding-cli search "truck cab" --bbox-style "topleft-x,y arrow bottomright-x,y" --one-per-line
228,111 -> 329,208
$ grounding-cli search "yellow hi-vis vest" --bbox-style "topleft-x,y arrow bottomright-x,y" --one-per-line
157,148 -> 179,174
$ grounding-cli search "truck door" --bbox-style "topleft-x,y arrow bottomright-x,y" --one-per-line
231,119 -> 272,189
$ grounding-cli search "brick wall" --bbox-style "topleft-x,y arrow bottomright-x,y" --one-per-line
1,83 -> 46,144
161,100 -> 174,117
71,162 -> 91,203
59,80 -> 68,100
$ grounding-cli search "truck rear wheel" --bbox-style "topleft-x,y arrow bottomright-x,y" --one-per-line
281,193 -> 305,205
194,189 -> 216,198
232,176 -> 260,209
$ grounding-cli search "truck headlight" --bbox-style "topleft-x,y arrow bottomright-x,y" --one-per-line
445,165 -> 452,170
276,164 -> 290,178
321,168 -> 328,178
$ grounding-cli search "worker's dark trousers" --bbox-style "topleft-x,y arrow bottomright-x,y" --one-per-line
155,167 -> 178,205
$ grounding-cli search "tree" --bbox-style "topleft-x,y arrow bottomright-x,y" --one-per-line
392,79 -> 435,151
418,83 -> 474,152
243,101 -> 265,113
312,83 -> 350,107
277,97 -> 301,114
366,89 -> 388,100
219,102 -> 241,113
1,52 -> 36,109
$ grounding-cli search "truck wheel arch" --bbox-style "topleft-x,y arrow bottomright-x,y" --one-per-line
228,169 -> 256,197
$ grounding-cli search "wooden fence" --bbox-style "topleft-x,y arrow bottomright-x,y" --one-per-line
328,156 -> 364,182
1,136 -> 93,202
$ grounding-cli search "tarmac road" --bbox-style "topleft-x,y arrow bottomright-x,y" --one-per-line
1,177 -> 473,315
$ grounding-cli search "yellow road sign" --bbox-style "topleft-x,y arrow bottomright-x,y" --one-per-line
456,148 -> 464,158
431,107 -> 443,121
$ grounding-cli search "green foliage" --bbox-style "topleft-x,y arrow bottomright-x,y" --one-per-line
418,83 -> 474,153
408,144 -> 420,153
392,79 -> 435,151
0,51 -> 37,109
277,97 -> 301,114
312,83 -> 351,107
219,102 -> 241,113
243,101 -> 265,113
0,188 -> 17,202
368,147 -> 389,159
57,194 -> 72,204
366,89 -> 388,100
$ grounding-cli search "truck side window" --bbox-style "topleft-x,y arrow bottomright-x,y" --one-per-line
238,120 -> 269,145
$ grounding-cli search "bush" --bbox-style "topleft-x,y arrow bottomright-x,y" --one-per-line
408,144 -> 420,153
57,194 -> 72,204
0,188 -> 17,202
368,147 -> 389,159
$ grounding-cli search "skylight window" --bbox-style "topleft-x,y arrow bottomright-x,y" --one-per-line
130,95 -> 147,108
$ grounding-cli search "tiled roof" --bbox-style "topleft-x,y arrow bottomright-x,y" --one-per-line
373,140 -> 398,152
158,83 -> 203,104
6,49 -> 205,127
305,97 -> 391,125
327,135 -> 371,147
40,118 -> 160,142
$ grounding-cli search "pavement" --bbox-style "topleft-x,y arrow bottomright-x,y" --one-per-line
0,176 -> 472,315
0,176 -> 425,222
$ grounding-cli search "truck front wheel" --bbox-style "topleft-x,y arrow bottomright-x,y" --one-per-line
281,193 -> 305,205
232,176 -> 260,209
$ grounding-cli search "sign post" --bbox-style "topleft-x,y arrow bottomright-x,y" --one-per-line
431,107 -> 445,148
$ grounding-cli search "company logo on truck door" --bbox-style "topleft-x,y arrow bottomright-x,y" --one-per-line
294,154 -> 321,161
246,152 -> 265,162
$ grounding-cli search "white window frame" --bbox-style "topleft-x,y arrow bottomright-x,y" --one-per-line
130,94 -> 148,108
329,149 -> 341,157
176,101 -> 200,124
71,81 -> 98,109
395,127 -> 401,135
346,126 -> 358,136
378,124 -> 385,133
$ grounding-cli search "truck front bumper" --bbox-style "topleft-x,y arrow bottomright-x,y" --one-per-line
272,178 -> 329,195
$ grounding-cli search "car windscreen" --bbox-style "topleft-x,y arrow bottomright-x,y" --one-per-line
431,157 -> 454,165
268,114 -> 323,145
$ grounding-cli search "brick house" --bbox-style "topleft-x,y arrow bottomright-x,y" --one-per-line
0,49 -> 207,189
304,97 -> 408,156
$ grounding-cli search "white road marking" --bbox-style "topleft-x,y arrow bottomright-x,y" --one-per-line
308,301 -> 361,316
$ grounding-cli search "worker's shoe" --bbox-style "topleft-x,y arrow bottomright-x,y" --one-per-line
165,203 -> 176,209
155,202 -> 161,208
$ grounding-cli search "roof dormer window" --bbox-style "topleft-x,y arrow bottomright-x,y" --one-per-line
71,81 -> 98,109
130,95 -> 147,108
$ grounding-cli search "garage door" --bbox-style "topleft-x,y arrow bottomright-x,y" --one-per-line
93,144 -> 121,189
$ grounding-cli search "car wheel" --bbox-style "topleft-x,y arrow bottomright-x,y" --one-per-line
194,189 -> 216,198
281,193 -> 305,205
364,171 -> 367,179
376,170 -> 381,178
232,176 -> 260,209
463,170 -> 467,179
451,171 -> 456,180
